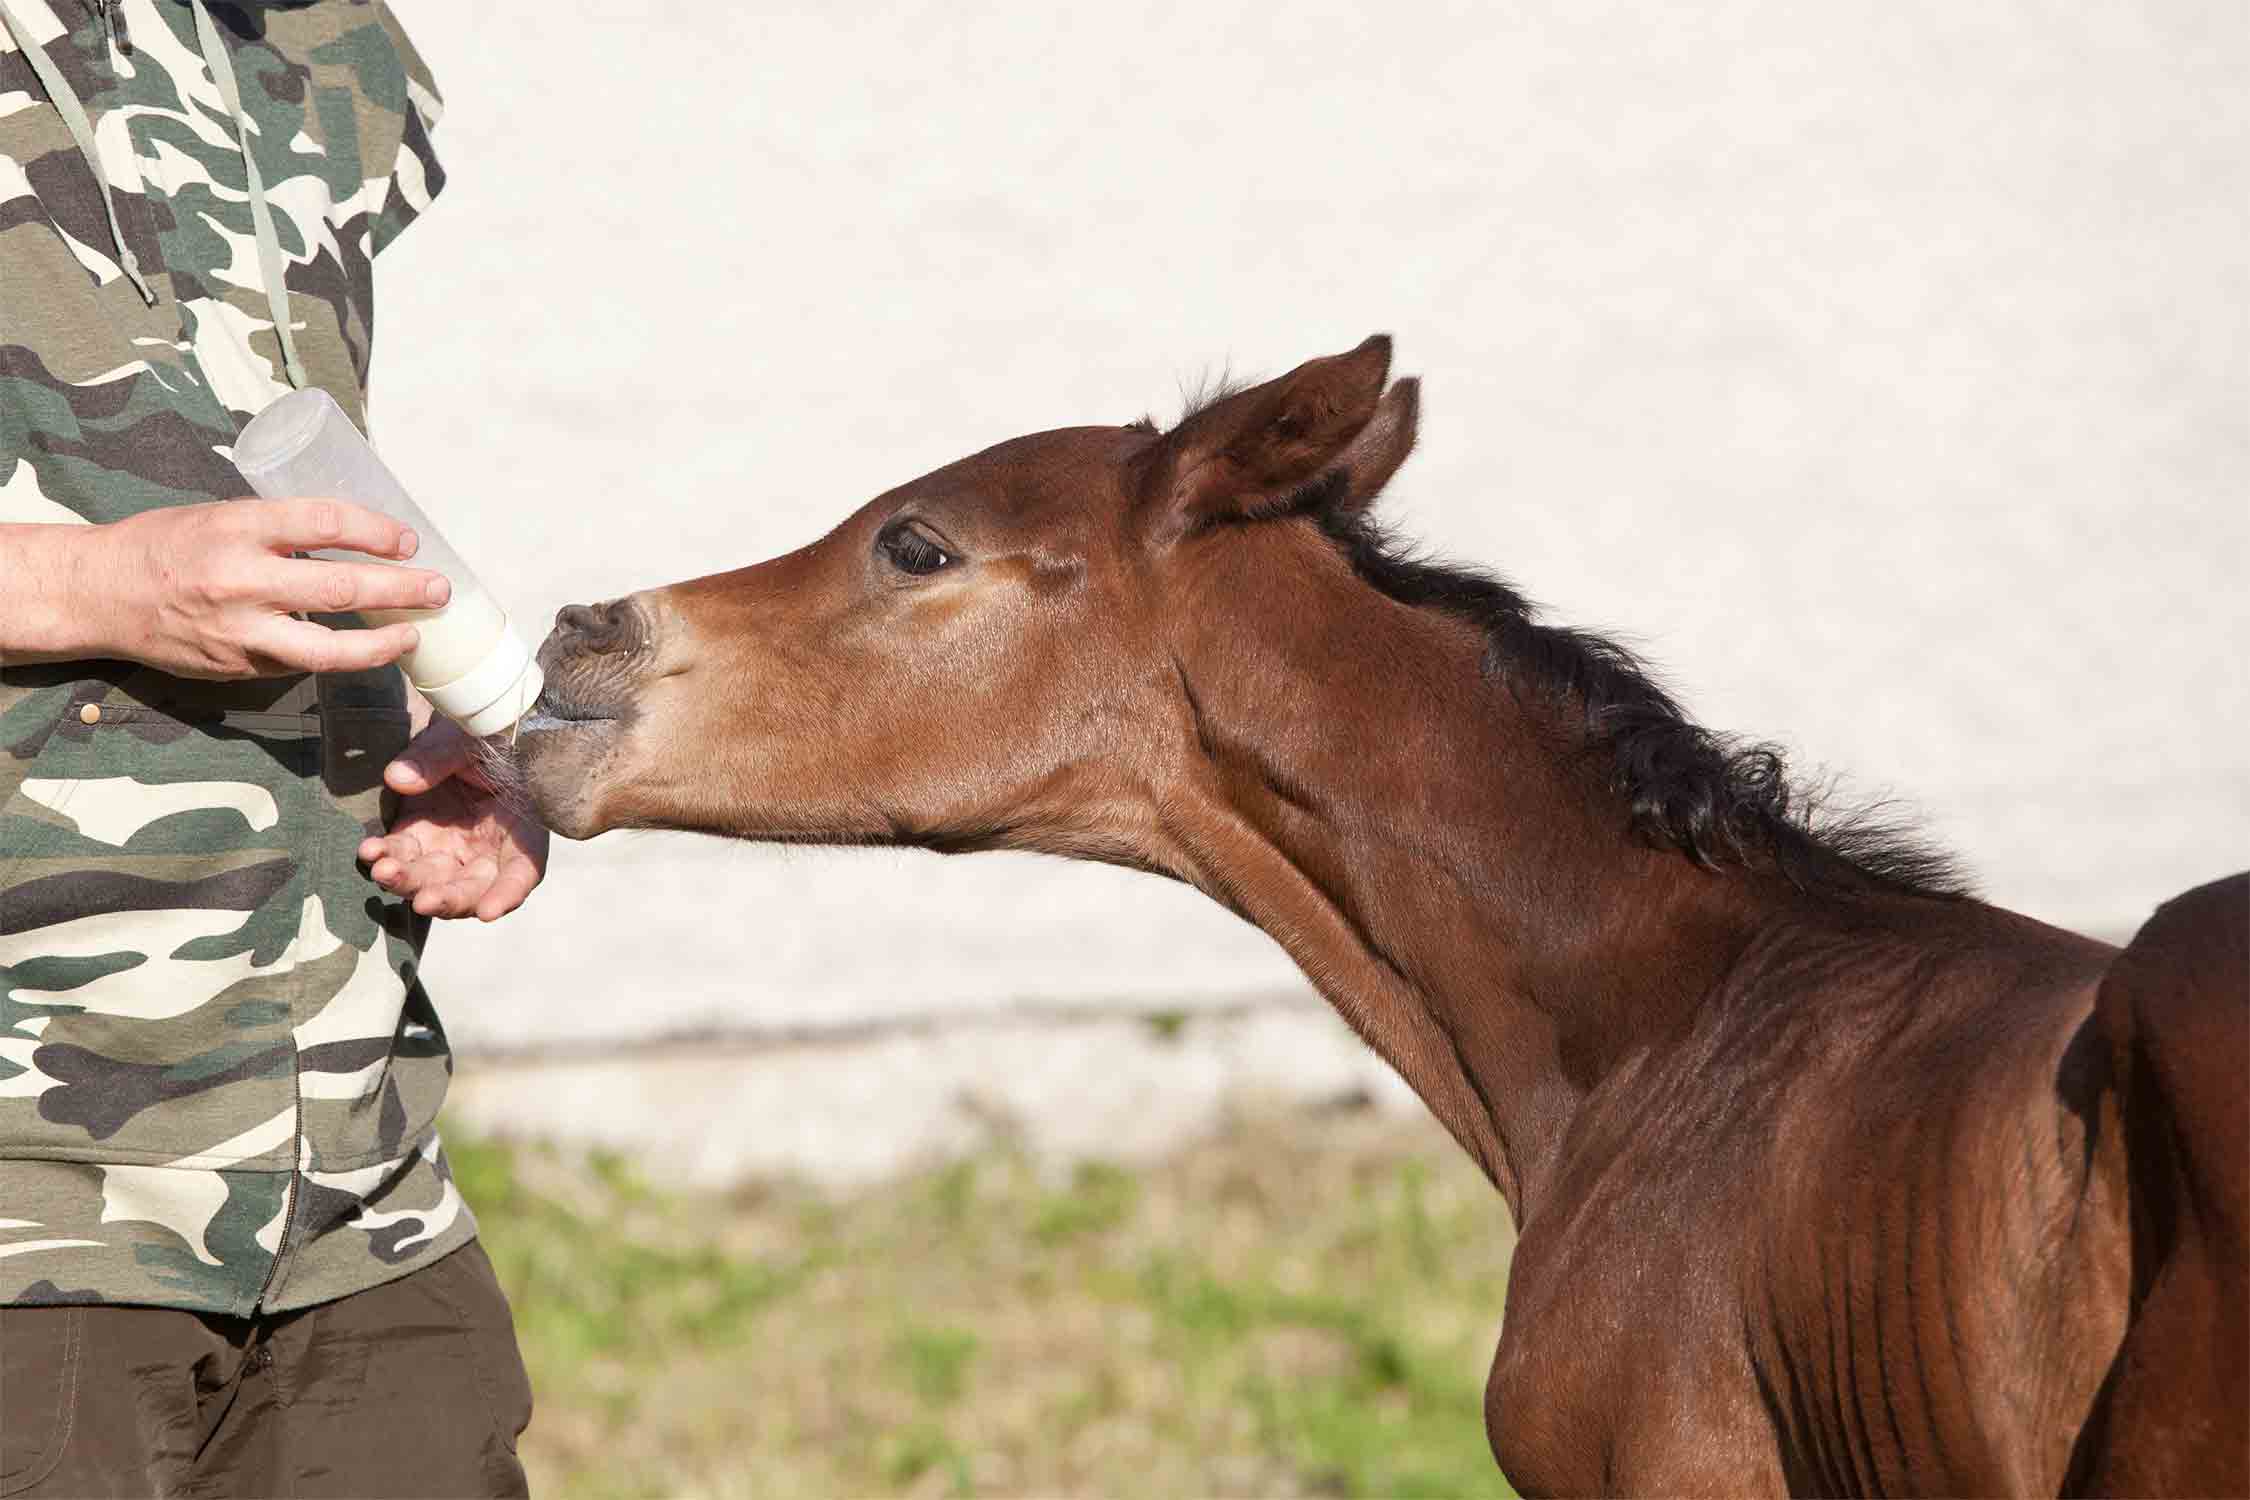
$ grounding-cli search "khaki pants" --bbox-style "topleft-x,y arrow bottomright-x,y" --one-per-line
0,1242 -> 531,1499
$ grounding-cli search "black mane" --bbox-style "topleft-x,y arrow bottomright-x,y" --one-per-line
1142,375 -> 1962,898
1305,482 -> 1967,899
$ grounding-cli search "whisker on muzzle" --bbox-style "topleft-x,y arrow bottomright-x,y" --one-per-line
469,732 -> 539,820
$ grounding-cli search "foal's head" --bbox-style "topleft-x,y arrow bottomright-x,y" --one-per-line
518,336 -> 1418,850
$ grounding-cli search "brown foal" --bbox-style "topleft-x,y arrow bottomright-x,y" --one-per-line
512,337 -> 2246,1497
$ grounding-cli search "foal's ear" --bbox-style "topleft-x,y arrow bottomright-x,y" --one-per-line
1327,375 -> 1419,518
1142,334 -> 1402,535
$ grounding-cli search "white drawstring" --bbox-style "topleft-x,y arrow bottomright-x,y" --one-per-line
188,0 -> 305,389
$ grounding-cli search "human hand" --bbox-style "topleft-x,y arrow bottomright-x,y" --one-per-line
60,498 -> 450,677
361,714 -> 550,921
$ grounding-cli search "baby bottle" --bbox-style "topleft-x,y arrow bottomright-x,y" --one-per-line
232,389 -> 544,737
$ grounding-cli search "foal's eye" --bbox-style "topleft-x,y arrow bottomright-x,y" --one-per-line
877,520 -> 955,577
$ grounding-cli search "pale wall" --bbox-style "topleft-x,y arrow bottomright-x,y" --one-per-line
375,1 -> 2248,1173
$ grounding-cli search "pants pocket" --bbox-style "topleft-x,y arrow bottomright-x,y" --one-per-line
0,1304 -> 82,1496
433,1242 -> 535,1456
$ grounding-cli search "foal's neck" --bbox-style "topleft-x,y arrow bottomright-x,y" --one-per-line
1157,534 -> 1784,1225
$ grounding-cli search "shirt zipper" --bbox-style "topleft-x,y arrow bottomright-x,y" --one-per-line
249,895 -> 311,1316
249,1101 -> 303,1315
97,0 -> 129,56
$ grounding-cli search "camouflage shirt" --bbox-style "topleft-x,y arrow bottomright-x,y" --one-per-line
1,0 -> 476,1313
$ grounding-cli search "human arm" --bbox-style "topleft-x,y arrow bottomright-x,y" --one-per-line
0,499 -> 447,675
0,498 -> 544,918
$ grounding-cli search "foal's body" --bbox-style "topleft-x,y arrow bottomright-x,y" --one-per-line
515,337 -> 2246,1495
1500,905 -> 2124,1495
1159,516 -> 2165,1494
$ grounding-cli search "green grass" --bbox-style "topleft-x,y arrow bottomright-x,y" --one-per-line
448,1107 -> 1519,1498
897,1324 -> 982,1406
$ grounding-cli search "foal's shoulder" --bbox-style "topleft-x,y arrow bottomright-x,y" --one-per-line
1668,896 -> 2121,1185
1775,894 -> 2116,1023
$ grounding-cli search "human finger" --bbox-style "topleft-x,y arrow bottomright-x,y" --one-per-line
366,852 -> 414,890
404,861 -> 472,913
412,858 -> 490,917
474,855 -> 542,922
244,616 -> 420,675
366,829 -> 424,866
385,718 -> 478,795
235,497 -> 421,561
432,856 -> 502,918
361,829 -> 426,888
264,557 -> 450,617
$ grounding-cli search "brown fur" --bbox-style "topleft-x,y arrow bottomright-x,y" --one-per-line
514,337 -> 2248,1496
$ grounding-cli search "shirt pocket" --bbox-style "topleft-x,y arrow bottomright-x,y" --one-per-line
0,699 -> 86,891
0,702 -> 316,1170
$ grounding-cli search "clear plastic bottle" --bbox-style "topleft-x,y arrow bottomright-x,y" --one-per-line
232,389 -> 543,737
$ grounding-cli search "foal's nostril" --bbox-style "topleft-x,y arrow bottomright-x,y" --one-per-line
555,599 -> 632,655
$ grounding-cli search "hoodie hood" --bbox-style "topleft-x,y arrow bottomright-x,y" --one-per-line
0,0 -> 306,383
